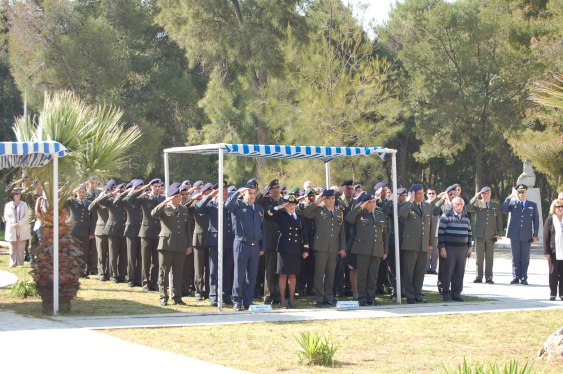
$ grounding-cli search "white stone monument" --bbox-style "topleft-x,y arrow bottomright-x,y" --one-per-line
503,160 -> 544,243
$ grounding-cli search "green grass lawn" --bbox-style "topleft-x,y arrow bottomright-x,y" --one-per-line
0,253 -> 482,317
106,310 -> 563,373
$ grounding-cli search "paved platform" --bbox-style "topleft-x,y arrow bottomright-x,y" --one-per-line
1,247 -> 561,374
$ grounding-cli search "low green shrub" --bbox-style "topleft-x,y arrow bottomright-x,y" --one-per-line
442,358 -> 533,374
296,330 -> 339,366
10,279 -> 38,298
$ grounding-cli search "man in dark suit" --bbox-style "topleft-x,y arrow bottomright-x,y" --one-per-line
256,178 -> 283,304
89,179 -> 115,281
187,182 -> 213,301
303,189 -> 346,307
151,183 -> 193,306
66,185 -> 95,278
226,179 -> 265,311
123,179 -> 144,287
126,178 -> 165,291
398,184 -> 437,304
346,193 -> 388,306
501,184 -> 540,285
195,184 -> 235,306
467,186 -> 503,284
100,183 -> 129,283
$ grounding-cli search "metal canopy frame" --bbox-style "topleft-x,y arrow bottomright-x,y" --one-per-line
0,141 -> 68,314
163,143 -> 402,310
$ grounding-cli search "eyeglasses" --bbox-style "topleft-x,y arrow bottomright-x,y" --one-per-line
556,206 -> 563,210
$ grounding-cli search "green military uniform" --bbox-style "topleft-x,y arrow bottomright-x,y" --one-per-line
127,186 -> 165,290
187,198 -> 210,299
303,199 -> 346,304
346,201 -> 388,305
89,187 -> 112,281
398,191 -> 436,303
66,196 -> 95,275
466,194 -> 503,282
100,190 -> 129,282
151,197 -> 192,305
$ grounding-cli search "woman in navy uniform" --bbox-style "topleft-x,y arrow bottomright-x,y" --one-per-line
266,194 -> 309,308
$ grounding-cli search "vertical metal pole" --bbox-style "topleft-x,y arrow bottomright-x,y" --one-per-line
163,152 -> 172,299
218,146 -> 224,312
164,152 -> 170,193
325,161 -> 331,188
391,152 -> 401,303
53,157 -> 59,314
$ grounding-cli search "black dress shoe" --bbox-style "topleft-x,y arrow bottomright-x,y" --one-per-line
416,298 -> 427,303
90,270 -> 98,276
233,303 -> 243,311
549,296 -> 556,301
325,300 -> 336,306
429,270 -> 438,275
406,299 -> 417,304
210,301 -> 218,307
520,280 -> 528,285
510,279 -> 519,284
263,296 -> 272,305
473,278 -> 482,283
173,299 -> 187,305
486,279 -> 495,284
359,300 -> 369,307
452,296 -> 464,302
127,281 -> 135,287
160,299 -> 168,306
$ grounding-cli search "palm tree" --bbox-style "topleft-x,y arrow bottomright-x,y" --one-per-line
530,73 -> 563,110
12,90 -> 141,313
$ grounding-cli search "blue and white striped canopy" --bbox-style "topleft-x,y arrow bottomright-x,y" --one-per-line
0,141 -> 68,169
165,143 -> 393,162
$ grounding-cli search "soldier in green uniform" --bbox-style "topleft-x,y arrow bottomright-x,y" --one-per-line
303,189 -> 346,307
89,180 -> 115,281
100,183 -> 129,283
346,193 -> 388,306
467,186 -> 503,284
151,183 -> 193,306
126,178 -> 165,291
123,179 -> 144,287
66,185 -> 95,278
398,184 -> 437,304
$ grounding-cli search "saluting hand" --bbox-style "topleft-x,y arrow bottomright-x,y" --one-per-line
302,252 -> 309,259
360,201 -> 369,210
186,247 -> 192,255
315,195 -> 325,204
338,249 -> 346,258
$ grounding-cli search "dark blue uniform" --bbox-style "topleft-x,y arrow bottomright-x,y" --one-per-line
225,191 -> 265,308
196,194 -> 235,304
502,198 -> 539,283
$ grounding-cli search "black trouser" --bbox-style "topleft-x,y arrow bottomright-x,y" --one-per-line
263,248 -> 278,300
141,237 -> 159,287
182,251 -> 195,294
441,248 -> 467,299
548,256 -> 563,297
127,236 -> 141,284
194,246 -> 209,296
108,236 -> 127,280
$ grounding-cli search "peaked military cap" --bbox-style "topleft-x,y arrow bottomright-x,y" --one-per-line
516,184 -> 528,192
321,189 -> 335,197
396,187 -> 408,195
192,180 -> 203,189
245,178 -> 258,189
167,184 -> 180,196
284,194 -> 298,204
341,179 -> 354,187
148,178 -> 162,186
360,193 -> 376,203
480,186 -> 491,193
288,186 -> 300,194
200,183 -> 214,194
267,179 -> 280,189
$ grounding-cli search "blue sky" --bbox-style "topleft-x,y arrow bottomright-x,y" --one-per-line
346,0 -> 397,28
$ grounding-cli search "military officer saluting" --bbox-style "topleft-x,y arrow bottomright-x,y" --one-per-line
257,178 -> 284,305
303,189 -> 346,307
100,183 -> 129,283
226,179 -> 265,311
66,185 -> 95,278
126,178 -> 165,291
89,179 -> 115,281
467,186 -> 503,284
502,184 -> 540,285
123,179 -> 144,287
345,193 -> 388,306
398,184 -> 437,304
151,183 -> 193,306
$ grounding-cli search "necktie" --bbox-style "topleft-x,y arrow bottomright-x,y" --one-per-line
486,202 -> 489,209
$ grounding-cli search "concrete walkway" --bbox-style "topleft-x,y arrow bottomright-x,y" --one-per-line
1,248 -> 562,373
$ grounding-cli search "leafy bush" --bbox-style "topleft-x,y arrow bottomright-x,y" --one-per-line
442,358 -> 533,374
10,279 -> 38,298
296,331 -> 339,366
